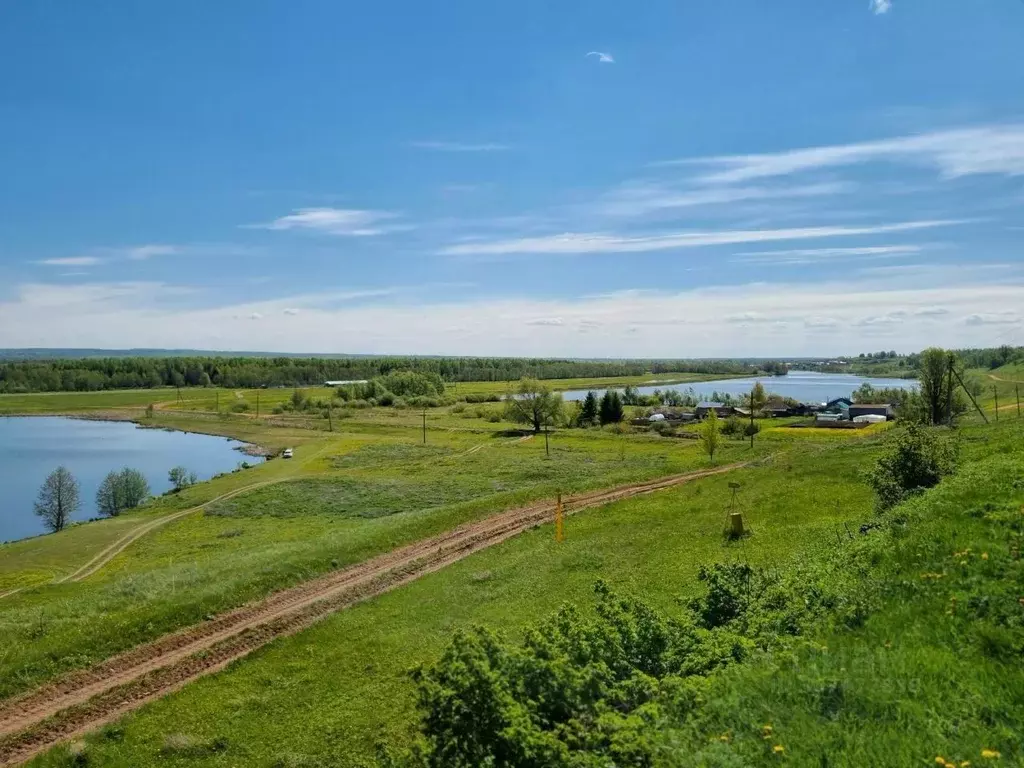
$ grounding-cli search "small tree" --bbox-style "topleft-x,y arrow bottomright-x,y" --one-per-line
98,468 -> 151,517
578,391 -> 599,426
598,391 -> 625,425
699,409 -> 722,464
34,466 -> 80,533
747,382 -> 766,448
168,466 -> 196,492
502,378 -> 564,432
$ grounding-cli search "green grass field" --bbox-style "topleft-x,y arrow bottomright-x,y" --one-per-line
0,411 -> 768,702
5,371 -> 1015,767
17,432 -> 889,767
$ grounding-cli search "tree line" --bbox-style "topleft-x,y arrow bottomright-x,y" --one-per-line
0,355 -> 774,394
31,464 -> 198,534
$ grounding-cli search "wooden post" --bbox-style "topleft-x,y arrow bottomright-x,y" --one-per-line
544,427 -> 550,457
328,406 -> 333,432
256,390 -> 260,419
216,390 -> 219,413
1017,384 -> 1021,418
555,493 -> 564,543
422,409 -> 427,444
994,386 -> 999,422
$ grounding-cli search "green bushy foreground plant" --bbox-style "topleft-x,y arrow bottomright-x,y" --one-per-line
385,422 -> 1024,767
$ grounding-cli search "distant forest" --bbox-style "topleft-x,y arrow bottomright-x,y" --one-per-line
0,355 -> 779,394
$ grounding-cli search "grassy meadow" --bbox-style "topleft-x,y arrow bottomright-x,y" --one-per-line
0,398 -> 766,701
3,370 -> 1021,767
28,435 -> 886,767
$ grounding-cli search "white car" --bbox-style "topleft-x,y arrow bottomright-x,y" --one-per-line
282,448 -> 294,459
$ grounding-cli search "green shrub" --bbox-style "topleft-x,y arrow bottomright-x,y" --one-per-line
868,424 -> 957,510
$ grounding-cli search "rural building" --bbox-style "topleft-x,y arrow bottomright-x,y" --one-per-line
696,402 -> 734,419
848,403 -> 895,421
324,379 -> 368,387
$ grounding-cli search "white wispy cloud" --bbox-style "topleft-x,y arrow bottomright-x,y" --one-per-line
34,256 -> 103,267
733,244 -> 925,264
659,124 -> 1024,184
586,51 -> 615,63
254,208 -> 403,236
440,220 -> 962,256
594,182 -> 850,218
126,244 -> 179,260
410,141 -> 509,152
871,0 -> 892,14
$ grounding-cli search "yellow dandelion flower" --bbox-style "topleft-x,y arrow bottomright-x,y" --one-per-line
773,744 -> 785,754
961,762 -> 971,767
981,749 -> 1001,759
937,758 -> 948,766
982,553 -> 988,560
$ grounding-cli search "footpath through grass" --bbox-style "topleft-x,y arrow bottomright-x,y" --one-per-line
27,436 -> 882,767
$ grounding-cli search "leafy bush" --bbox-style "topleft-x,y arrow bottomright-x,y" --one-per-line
390,567 -> 848,768
868,424 -> 958,510
96,468 -> 150,517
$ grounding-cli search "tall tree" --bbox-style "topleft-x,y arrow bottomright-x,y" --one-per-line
699,409 -> 722,464
97,468 -> 151,517
918,348 -> 957,425
33,466 -> 80,533
502,378 -> 564,432
599,390 -> 625,425
578,391 -> 599,426
746,382 -> 766,448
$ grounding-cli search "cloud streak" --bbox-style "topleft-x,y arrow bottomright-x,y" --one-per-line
586,51 -> 615,63
255,208 -> 403,236
871,0 -> 892,14
34,257 -> 103,267
660,124 -> 1024,184
440,220 -> 963,256
410,141 -> 509,152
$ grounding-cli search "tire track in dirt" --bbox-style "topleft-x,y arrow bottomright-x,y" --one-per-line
0,462 -> 747,766
58,441 -> 337,585
56,481 -> 285,584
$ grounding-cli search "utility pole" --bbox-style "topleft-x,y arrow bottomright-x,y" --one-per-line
328,406 -> 333,432
946,356 -> 955,427
216,390 -> 219,413
422,409 -> 427,444
256,390 -> 260,419
555,492 -> 564,543
1017,384 -> 1020,418
544,426 -> 550,457
951,367 -> 988,424
994,386 -> 999,422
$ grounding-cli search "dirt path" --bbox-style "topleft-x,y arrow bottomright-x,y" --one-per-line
987,373 -> 1024,384
57,479 -> 291,584
0,462 -> 746,765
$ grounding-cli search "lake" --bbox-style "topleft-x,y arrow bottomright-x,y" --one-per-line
561,370 -> 917,403
0,417 -> 262,543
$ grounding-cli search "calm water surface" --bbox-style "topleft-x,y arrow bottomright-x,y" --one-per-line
0,417 -> 262,542
561,370 -> 917,403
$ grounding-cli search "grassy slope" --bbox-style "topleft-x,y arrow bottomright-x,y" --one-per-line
0,419 -> 764,701
658,419 -> 1024,767
28,437 -> 884,767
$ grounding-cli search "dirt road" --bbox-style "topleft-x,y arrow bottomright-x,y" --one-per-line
0,462 -> 745,766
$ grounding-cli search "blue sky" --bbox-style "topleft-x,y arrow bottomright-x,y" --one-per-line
1,0 -> 1023,356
